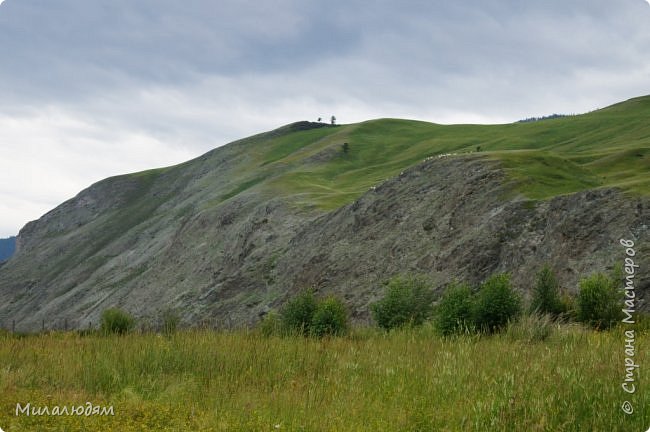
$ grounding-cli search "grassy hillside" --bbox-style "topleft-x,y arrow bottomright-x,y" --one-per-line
173,95 -> 649,211
1,326 -> 647,431
96,94 -> 649,219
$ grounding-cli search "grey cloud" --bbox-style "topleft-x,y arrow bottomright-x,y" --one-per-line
2,0 -> 649,113
0,0 -> 359,101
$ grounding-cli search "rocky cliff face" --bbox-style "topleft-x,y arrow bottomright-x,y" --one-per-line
1,149 -> 648,331
281,156 -> 649,318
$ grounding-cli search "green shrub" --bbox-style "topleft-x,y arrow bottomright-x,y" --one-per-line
577,272 -> 622,330
473,273 -> 521,333
280,290 -> 318,336
259,311 -> 284,337
529,265 -> 565,317
435,282 -> 474,336
371,275 -> 434,330
311,296 -> 348,337
161,309 -> 180,335
100,308 -> 135,335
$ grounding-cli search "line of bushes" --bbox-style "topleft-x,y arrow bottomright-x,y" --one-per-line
97,263 -> 636,339
371,265 -> 628,337
259,263 -> 636,339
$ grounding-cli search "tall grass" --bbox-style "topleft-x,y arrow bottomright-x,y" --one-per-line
0,326 -> 647,431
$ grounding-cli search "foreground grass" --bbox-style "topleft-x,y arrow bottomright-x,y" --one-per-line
0,325 -> 647,431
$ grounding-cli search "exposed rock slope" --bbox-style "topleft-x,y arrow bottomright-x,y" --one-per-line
1,126 -> 648,331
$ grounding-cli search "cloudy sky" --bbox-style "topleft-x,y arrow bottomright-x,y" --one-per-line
1,0 -> 649,237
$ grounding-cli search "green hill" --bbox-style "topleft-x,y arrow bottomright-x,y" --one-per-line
182,95 -> 650,211
1,96 -> 648,331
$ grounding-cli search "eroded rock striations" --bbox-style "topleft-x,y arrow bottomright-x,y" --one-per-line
1,148 -> 648,331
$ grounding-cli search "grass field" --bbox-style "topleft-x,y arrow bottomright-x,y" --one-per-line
0,325 -> 647,431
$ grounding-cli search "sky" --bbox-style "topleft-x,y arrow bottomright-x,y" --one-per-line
1,0 -> 649,237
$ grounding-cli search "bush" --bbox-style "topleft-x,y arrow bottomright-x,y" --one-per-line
529,265 -> 565,317
577,272 -> 622,330
473,273 -> 521,333
311,296 -> 348,337
435,282 -> 474,336
259,311 -> 284,337
280,290 -> 318,336
100,308 -> 135,335
371,275 -> 435,330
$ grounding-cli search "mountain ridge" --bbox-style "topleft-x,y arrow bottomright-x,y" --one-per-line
1,96 -> 649,330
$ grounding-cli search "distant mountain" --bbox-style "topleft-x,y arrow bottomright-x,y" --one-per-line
0,236 -> 16,262
0,96 -> 649,331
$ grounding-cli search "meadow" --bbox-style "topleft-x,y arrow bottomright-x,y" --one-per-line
0,324 -> 647,431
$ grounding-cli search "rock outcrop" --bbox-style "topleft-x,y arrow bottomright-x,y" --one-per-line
1,142 -> 647,331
